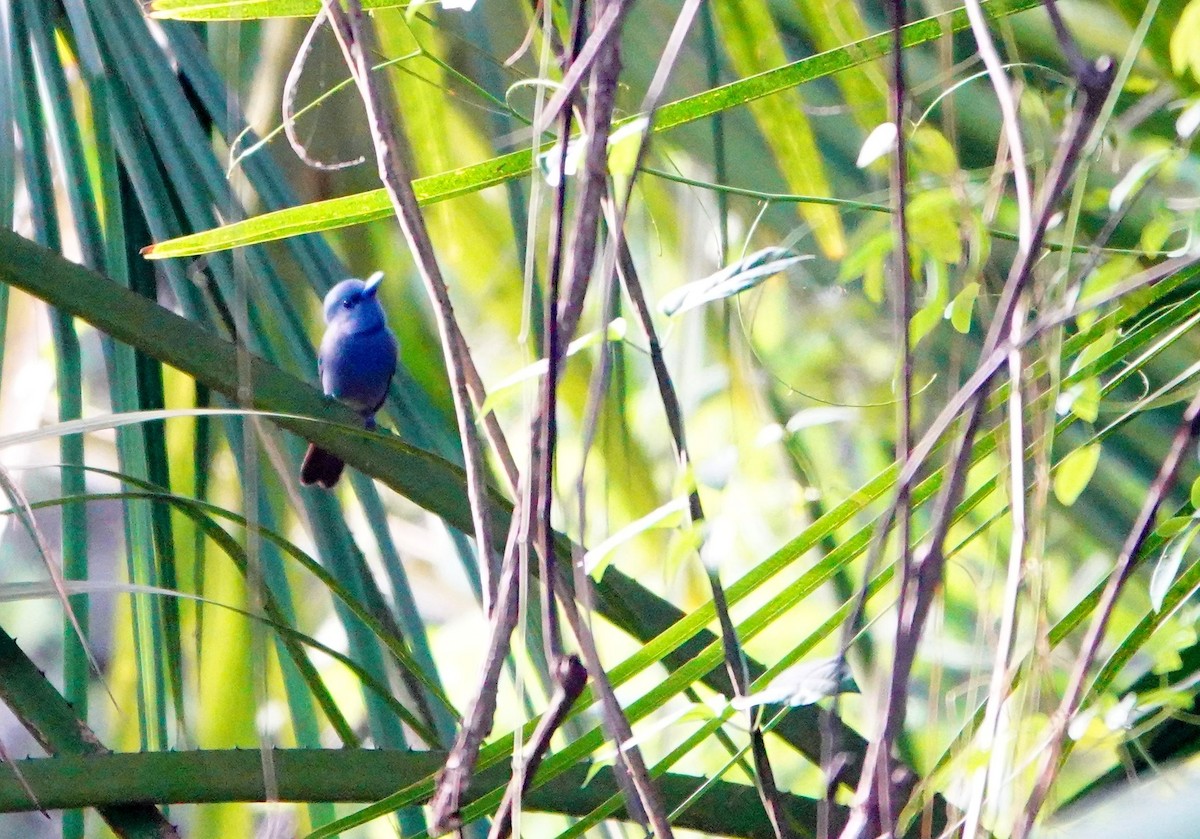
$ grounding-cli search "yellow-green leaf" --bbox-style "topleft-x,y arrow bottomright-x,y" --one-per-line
1170,0 -> 1200,81
911,125 -> 959,177
908,189 -> 963,264
946,282 -> 979,333
1054,443 -> 1102,507
714,0 -> 845,258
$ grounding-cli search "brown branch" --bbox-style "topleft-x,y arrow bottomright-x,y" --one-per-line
1014,395 -> 1200,835
835,1 -> 915,832
430,522 -> 526,833
320,0 -> 500,613
838,41 -> 1115,839
487,656 -> 589,839
582,0 -> 797,832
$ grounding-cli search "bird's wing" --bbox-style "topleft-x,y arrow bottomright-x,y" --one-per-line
367,333 -> 398,417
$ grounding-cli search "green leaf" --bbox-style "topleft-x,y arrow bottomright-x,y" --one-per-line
479,318 -> 628,415
584,496 -> 691,579
908,188 -> 963,264
946,281 -> 980,333
1141,212 -> 1177,256
1054,442 -> 1101,507
712,0 -> 844,258
144,0 -> 1046,259
910,125 -> 959,177
1150,521 -> 1200,612
910,297 -> 944,346
149,0 -> 406,19
1068,377 -> 1102,423
1069,328 -> 1118,379
1170,0 -> 1200,81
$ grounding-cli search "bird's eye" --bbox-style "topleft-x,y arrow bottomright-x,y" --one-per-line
342,298 -> 354,309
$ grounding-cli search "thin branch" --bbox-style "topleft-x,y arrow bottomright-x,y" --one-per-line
320,0 -> 499,614
531,0 -> 587,675
529,0 -> 624,137
1014,396 -> 1200,836
431,521 -> 526,833
963,0 -> 1033,251
837,44 -> 1115,839
569,246 -> 656,835
487,656 -> 588,839
961,297 -> 1030,839
842,1 -> 915,830
591,2 -> 792,833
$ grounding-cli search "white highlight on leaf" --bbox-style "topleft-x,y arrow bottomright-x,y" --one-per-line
538,134 -> 586,187
856,122 -> 898,168
583,495 -> 690,575
1104,694 -> 1138,731
1109,151 -> 1171,212
441,0 -> 478,8
730,657 -> 858,710
1177,99 -> 1200,140
1150,515 -> 1200,612
659,247 -> 811,316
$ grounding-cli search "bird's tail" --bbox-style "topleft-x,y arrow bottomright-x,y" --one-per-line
300,444 -> 345,488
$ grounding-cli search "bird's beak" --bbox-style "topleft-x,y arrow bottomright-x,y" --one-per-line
363,271 -> 384,297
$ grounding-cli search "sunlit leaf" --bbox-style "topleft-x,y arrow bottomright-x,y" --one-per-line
908,189 -> 963,264
660,248 -> 811,316
479,319 -> 628,414
1150,518 -> 1200,612
1109,150 -> 1172,212
856,122 -> 897,168
1170,0 -> 1200,81
910,125 -> 959,177
584,495 -> 691,577
1054,442 -> 1102,506
731,657 -> 858,709
946,281 -> 979,333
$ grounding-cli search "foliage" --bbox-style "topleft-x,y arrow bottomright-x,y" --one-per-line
1,1 -> 1200,839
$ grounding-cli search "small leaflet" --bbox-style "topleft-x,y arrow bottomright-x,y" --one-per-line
659,247 -> 811,317
856,122 -> 898,168
730,657 -> 859,710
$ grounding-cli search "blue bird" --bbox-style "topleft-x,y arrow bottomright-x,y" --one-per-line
300,271 -> 398,488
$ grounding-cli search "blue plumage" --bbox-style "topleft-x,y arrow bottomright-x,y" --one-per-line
300,272 -> 398,487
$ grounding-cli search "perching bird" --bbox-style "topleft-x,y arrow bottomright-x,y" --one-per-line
300,271 -> 398,488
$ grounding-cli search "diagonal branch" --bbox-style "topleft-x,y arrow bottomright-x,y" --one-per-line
323,0 -> 509,614
839,21 -> 1115,839
1014,397 -> 1200,836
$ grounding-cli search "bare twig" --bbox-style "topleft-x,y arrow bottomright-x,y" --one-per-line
530,0 -> 588,677
567,240 -> 657,835
963,0 -> 1033,251
838,1 -> 915,831
321,0 -> 499,613
319,5 -> 523,831
529,0 -> 624,137
434,0 -> 654,830
951,2 -> 1033,834
431,521 -> 526,832
1014,396 -> 1200,836
487,655 -> 588,839
838,32 -> 1114,839
589,1 -> 792,833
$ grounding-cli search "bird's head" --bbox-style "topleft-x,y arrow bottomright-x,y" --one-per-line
323,271 -> 387,331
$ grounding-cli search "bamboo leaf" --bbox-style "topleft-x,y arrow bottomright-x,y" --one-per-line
143,0 -> 1046,259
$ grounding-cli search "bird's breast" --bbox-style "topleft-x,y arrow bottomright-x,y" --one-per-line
320,326 -> 398,416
